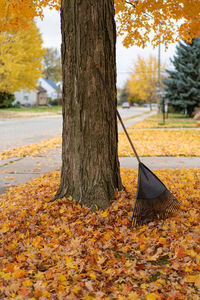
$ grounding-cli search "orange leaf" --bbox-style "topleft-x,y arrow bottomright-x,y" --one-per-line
18,287 -> 30,296
177,248 -> 187,258
13,269 -> 27,279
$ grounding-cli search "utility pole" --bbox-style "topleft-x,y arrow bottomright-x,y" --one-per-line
157,21 -> 165,123
158,42 -> 161,98
158,40 -> 165,123
157,41 -> 162,115
157,21 -> 162,115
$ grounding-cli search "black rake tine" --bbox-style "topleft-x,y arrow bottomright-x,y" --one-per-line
129,199 -> 138,227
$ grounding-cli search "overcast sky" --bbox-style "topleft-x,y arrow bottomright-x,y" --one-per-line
36,8 -> 177,88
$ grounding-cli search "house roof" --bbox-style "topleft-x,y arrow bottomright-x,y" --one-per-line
37,86 -> 47,93
42,78 -> 58,90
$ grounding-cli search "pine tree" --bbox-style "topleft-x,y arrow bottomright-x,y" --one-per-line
163,38 -> 200,116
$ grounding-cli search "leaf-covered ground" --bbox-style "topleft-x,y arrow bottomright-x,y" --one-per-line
131,114 -> 198,129
119,129 -> 200,157
0,168 -> 200,299
1,129 -> 200,161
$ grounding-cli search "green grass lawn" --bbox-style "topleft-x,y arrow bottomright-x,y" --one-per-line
132,112 -> 198,128
0,106 -> 62,114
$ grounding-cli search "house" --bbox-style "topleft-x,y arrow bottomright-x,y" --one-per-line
14,87 -> 47,106
38,77 -> 58,100
14,77 -> 59,106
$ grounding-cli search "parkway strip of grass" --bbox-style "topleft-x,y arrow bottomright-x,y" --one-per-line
131,113 -> 198,129
0,106 -> 62,116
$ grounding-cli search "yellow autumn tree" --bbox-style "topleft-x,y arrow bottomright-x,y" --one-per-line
1,1 -> 200,47
0,20 -> 45,93
126,55 -> 165,109
115,0 -> 200,47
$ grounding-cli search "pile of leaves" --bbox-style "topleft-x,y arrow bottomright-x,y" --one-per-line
119,129 -> 200,157
0,168 -> 200,299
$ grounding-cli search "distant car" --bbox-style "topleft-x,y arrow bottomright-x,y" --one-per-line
151,103 -> 158,108
122,102 -> 130,109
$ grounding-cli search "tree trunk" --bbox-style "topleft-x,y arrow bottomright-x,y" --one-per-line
149,97 -> 152,111
187,106 -> 194,117
55,0 -> 123,210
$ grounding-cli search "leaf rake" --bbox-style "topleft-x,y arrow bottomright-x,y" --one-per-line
97,67 -> 180,226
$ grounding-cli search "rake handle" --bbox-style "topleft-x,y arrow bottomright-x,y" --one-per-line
97,68 -> 141,163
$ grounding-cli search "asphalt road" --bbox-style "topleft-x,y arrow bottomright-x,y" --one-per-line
0,107 -> 149,152
0,115 -> 62,152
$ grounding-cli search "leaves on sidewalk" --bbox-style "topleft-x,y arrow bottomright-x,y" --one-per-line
0,168 -> 199,298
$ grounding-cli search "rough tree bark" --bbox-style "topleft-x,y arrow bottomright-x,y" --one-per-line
55,0 -> 123,209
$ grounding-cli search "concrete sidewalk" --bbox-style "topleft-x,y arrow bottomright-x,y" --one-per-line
1,147 -> 200,195
118,110 -> 156,131
0,149 -> 61,194
120,156 -> 200,169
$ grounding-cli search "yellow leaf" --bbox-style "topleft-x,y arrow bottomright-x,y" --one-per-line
65,256 -> 72,264
75,220 -> 82,224
83,296 -> 96,300
141,283 -> 148,289
23,279 -> 33,287
97,256 -> 105,264
104,269 -> 113,275
1,273 -> 11,280
73,286 -> 79,294
89,273 -> 96,280
186,249 -> 196,257
128,292 -> 139,300
186,275 -> 198,283
159,237 -> 167,245
64,228 -> 70,234
101,211 -> 108,217
1,224 -> 9,233
140,244 -> 146,251
103,232 -> 111,241
146,293 -> 157,300
57,273 -> 67,282
185,266 -> 193,273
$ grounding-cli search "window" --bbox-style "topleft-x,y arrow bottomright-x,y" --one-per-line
23,91 -> 29,101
